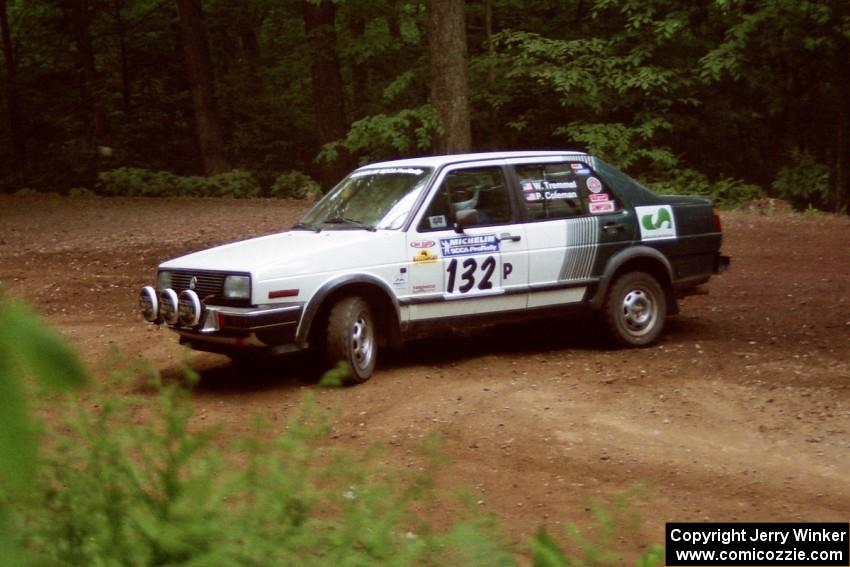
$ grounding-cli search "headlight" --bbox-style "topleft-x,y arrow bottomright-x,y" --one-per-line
223,275 -> 251,300
157,270 -> 172,291
178,290 -> 202,327
159,289 -> 179,326
139,286 -> 159,322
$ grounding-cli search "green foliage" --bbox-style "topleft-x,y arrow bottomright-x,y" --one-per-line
319,361 -> 353,388
647,168 -> 766,208
97,168 -> 261,198
270,171 -> 322,200
319,105 -> 441,165
0,300 -> 87,492
68,187 -> 96,197
0,299 -> 87,563
771,150 -> 832,211
10,380 -> 517,566
530,487 -> 664,567
0,299 -> 664,566
558,120 -> 678,171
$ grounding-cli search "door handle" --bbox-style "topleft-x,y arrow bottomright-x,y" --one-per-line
498,233 -> 521,242
603,222 -> 625,233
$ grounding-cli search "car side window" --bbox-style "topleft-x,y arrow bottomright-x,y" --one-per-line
418,167 -> 514,231
516,162 -> 621,220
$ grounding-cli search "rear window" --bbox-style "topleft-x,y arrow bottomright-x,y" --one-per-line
515,162 -> 621,220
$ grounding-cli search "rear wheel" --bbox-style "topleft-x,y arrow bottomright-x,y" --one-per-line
604,271 -> 667,346
326,296 -> 377,383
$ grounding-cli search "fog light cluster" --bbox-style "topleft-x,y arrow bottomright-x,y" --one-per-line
139,284 -> 204,329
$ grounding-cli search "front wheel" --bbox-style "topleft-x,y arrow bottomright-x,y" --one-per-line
326,296 -> 377,383
604,271 -> 667,347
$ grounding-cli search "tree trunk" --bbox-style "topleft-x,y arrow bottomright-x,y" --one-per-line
484,0 -> 498,150
113,0 -> 131,114
426,0 -> 471,154
0,0 -> 25,163
302,0 -> 349,191
70,0 -> 109,146
176,0 -> 229,175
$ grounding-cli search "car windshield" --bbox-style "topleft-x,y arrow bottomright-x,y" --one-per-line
298,167 -> 434,231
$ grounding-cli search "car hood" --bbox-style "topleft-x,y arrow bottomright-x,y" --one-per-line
159,230 -> 405,278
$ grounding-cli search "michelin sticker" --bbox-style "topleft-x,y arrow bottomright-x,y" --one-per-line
635,205 -> 676,240
440,234 -> 499,257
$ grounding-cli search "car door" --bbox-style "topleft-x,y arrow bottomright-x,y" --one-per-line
404,164 -> 528,322
510,160 -> 635,308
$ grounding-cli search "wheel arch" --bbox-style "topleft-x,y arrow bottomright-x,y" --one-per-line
296,274 -> 403,349
590,246 -> 678,315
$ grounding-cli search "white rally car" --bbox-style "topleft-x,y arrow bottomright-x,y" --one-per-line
139,151 -> 729,382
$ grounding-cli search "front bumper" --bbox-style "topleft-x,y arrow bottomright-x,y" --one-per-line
173,302 -> 304,356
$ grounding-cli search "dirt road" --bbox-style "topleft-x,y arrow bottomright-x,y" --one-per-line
2,195 -> 848,557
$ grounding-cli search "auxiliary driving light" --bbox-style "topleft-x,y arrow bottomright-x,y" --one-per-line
139,285 -> 159,323
178,289 -> 202,327
158,288 -> 179,326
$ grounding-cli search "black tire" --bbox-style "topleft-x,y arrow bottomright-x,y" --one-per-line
325,296 -> 377,383
604,271 -> 667,347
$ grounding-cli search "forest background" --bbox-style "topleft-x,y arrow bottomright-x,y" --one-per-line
0,0 -> 848,212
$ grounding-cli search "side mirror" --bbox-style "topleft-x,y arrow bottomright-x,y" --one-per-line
453,208 -> 479,232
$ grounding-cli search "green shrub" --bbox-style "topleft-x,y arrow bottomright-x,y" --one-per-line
647,168 -> 765,208
97,168 -> 261,198
9,381 -> 516,566
68,187 -> 96,197
1,301 -> 663,566
771,149 -> 831,211
271,171 -> 322,200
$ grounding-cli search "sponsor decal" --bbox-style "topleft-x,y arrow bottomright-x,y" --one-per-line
575,168 -> 591,175
439,234 -> 499,257
393,273 -> 408,288
570,163 -> 583,170
428,215 -> 447,229
546,180 -> 577,190
543,190 -> 578,200
351,167 -> 423,178
559,216 -> 599,280
589,193 -> 610,202
635,205 -> 677,240
524,179 -> 578,202
413,250 -> 439,264
589,201 -> 615,214
586,176 -> 603,193
413,283 -> 437,294
410,240 -> 435,249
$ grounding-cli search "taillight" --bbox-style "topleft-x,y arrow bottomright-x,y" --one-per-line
712,207 -> 722,233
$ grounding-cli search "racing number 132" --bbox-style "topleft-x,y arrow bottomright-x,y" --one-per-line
446,256 -> 496,293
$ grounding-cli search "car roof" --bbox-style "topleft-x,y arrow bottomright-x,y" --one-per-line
356,150 -> 589,170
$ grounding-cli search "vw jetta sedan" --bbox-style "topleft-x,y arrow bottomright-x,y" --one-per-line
139,151 -> 729,383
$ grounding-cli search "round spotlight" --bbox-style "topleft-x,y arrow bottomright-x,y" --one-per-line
159,288 -> 179,326
178,289 -> 202,327
139,286 -> 159,323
